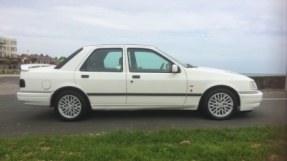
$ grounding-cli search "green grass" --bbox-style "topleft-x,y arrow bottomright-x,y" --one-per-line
0,71 -> 19,74
0,126 -> 286,161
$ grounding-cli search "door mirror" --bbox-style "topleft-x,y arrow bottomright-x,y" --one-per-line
171,64 -> 179,73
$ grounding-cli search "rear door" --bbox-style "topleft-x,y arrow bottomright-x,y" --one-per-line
74,47 -> 126,107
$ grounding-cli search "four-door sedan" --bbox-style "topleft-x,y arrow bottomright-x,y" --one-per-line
17,45 -> 263,121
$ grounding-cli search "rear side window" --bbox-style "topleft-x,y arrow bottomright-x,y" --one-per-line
54,48 -> 83,69
80,48 -> 123,72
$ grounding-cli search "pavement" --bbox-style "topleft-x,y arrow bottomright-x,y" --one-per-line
0,76 -> 286,137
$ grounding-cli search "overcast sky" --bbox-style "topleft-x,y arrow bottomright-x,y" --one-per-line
0,0 -> 286,74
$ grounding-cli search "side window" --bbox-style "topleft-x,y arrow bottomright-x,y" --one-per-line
80,48 -> 123,72
55,48 -> 83,69
127,49 -> 172,73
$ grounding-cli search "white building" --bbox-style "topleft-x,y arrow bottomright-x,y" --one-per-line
0,36 -> 17,58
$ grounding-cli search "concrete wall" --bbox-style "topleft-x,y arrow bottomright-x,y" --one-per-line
249,76 -> 286,89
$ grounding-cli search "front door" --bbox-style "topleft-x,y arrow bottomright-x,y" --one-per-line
126,48 -> 187,106
75,48 -> 126,107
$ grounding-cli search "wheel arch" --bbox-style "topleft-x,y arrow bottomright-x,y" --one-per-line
199,85 -> 240,110
50,86 -> 91,109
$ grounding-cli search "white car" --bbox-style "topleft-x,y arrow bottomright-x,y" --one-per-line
17,45 -> 263,121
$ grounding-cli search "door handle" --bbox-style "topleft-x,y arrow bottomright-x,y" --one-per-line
132,75 -> 140,79
81,75 -> 89,78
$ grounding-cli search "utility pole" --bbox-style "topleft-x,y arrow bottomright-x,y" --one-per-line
26,50 -> 29,64
286,46 -> 287,91
284,0 -> 287,91
286,52 -> 287,91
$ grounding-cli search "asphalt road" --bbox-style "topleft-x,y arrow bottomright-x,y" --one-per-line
0,76 -> 286,137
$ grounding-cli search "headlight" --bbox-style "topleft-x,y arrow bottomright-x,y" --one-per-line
250,81 -> 257,90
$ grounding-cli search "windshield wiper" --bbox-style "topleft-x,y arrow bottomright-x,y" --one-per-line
186,63 -> 197,68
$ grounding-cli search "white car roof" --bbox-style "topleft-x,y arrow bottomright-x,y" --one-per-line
83,44 -> 157,49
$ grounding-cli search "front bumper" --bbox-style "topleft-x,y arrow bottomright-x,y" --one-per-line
17,92 -> 53,106
238,91 -> 263,111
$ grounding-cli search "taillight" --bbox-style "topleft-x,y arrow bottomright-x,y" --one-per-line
20,79 -> 25,88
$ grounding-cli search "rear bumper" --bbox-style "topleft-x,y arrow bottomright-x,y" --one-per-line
17,92 -> 53,106
239,91 -> 263,111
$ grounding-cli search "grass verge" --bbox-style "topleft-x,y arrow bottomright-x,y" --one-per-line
0,125 -> 286,161
0,72 -> 20,75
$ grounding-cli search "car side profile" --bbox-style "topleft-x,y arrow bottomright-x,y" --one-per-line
17,45 -> 263,121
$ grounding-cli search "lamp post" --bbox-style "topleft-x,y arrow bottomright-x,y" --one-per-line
26,50 -> 29,64
286,51 -> 287,91
285,66 -> 287,91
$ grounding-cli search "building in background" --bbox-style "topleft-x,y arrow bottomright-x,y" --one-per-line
19,53 -> 59,65
30,54 -> 58,64
0,36 -> 17,58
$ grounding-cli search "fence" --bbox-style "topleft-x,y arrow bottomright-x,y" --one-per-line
249,76 -> 286,89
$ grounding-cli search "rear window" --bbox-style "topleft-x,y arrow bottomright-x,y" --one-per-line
54,48 -> 83,69
80,48 -> 123,72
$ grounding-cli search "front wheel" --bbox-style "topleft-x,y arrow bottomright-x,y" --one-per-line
202,89 -> 238,120
54,90 -> 88,121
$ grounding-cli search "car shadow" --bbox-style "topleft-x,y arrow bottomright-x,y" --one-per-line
86,110 -> 204,120
85,110 -> 258,122
26,107 -> 258,123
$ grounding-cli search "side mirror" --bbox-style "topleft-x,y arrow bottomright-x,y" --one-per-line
171,64 -> 179,73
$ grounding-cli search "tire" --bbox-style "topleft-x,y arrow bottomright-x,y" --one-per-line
54,90 -> 88,121
202,88 -> 238,120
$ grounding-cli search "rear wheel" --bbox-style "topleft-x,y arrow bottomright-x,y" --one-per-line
54,90 -> 88,121
202,89 -> 237,120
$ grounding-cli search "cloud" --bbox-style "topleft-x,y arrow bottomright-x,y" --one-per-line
52,4 -> 283,34
1,1 -> 285,38
0,0 -> 285,74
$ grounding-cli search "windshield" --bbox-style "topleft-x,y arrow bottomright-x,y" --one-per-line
156,48 -> 188,68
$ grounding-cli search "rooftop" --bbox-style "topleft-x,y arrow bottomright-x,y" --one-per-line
83,44 -> 156,49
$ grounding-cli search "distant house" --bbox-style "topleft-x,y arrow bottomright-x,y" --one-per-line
20,53 -> 59,65
19,54 -> 31,64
